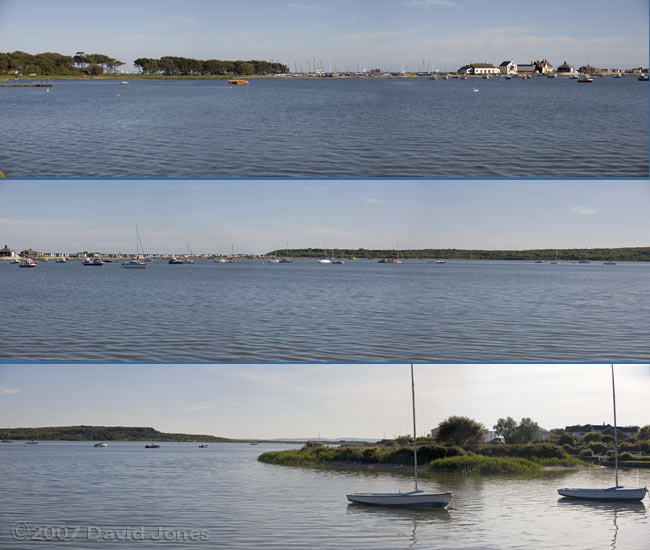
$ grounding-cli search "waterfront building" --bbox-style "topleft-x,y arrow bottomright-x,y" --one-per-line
457,62 -> 500,75
516,63 -> 535,75
578,64 -> 599,74
533,59 -> 553,73
19,248 -> 39,259
0,244 -> 19,259
556,61 -> 575,75
565,424 -> 639,441
499,61 -> 517,75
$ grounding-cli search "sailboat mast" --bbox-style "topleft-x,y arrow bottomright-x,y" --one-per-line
411,364 -> 418,491
611,364 -> 619,487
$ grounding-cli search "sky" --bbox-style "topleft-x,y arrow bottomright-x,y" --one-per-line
0,363 -> 648,439
0,0 -> 647,72
0,180 -> 648,255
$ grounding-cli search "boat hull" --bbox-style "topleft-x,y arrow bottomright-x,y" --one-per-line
558,487 -> 647,501
346,491 -> 451,507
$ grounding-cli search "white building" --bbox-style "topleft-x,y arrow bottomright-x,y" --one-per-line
458,62 -> 501,75
499,61 -> 517,75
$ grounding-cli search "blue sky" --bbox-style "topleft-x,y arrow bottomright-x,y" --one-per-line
0,0 -> 647,71
0,364 -> 648,438
0,180 -> 648,254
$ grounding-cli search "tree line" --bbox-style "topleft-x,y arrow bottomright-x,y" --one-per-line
2,425 -> 231,442
0,51 -> 123,75
133,56 -> 288,76
267,247 -> 650,262
0,51 -> 287,76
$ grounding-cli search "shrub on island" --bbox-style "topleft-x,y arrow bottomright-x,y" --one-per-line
429,455 -> 541,474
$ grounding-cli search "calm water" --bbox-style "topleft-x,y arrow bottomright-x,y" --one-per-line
1,441 -> 648,549
1,259 -> 649,362
1,77 -> 647,177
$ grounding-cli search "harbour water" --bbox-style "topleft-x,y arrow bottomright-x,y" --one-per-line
1,77 -> 647,177
2,259 -> 649,362
1,441 -> 648,549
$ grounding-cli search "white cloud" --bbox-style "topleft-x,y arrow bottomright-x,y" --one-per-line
184,404 -> 215,412
569,206 -> 598,215
0,386 -> 20,395
165,16 -> 198,24
363,198 -> 388,205
340,30 -> 417,43
404,0 -> 458,7
286,3 -> 331,8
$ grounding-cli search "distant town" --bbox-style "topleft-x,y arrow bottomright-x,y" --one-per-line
1,50 -> 648,79
1,244 -> 649,263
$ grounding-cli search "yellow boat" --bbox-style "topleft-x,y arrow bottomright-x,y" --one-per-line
228,79 -> 249,85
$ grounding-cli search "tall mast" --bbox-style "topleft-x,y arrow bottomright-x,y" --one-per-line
411,364 -> 418,491
611,364 -> 619,487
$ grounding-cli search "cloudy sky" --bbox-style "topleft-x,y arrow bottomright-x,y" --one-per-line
0,0 -> 647,71
0,180 -> 648,254
1,363 -> 648,439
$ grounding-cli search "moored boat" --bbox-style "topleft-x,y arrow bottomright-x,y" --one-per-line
577,74 -> 594,83
82,258 -> 104,266
19,259 -> 37,268
558,366 -> 648,502
145,443 -> 160,448
347,365 -> 452,508
94,442 -> 108,447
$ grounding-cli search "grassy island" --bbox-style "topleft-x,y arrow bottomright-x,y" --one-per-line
2,425 -> 232,442
258,440 -> 588,474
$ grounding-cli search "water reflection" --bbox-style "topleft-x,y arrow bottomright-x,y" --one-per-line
556,500 -> 646,550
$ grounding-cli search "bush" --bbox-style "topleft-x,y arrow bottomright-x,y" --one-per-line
579,448 -> 593,457
429,455 -> 540,474
582,432 -> 604,443
478,443 -> 565,459
618,452 -> 636,461
558,434 -> 576,445
602,435 -> 614,444
588,442 -> 607,455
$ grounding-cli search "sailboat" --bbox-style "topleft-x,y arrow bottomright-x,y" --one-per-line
346,365 -> 452,508
603,250 -> 616,266
122,225 -> 147,269
558,366 -> 648,501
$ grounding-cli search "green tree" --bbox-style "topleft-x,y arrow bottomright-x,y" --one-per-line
583,432 -> 604,444
515,418 -> 540,444
435,416 -> 486,449
557,433 -> 576,445
638,425 -> 650,441
494,417 -> 518,443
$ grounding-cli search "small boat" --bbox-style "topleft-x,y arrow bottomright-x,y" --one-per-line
317,258 -> 331,264
534,259 -> 544,264
94,442 -> 108,447
122,225 -> 147,269
603,261 -> 616,266
19,259 -> 37,268
332,259 -> 345,264
504,76 -> 512,80
638,74 -> 649,81
278,258 -> 293,263
577,74 -> 594,83
55,257 -> 67,263
347,365 -> 452,508
435,259 -> 446,264
39,257 -> 49,262
198,444 -> 208,448
558,366 -> 648,502
613,74 -> 623,79
214,257 -> 229,263
228,79 -> 249,85
24,440 -> 38,444
145,443 -> 160,448
472,88 -> 479,93
82,258 -> 104,266
168,256 -> 183,264
9,259 -> 20,264
121,81 -> 129,85
249,442 -> 259,445
268,258 -> 281,263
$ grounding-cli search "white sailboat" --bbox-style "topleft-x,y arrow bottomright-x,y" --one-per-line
558,365 -> 648,502
346,365 -> 452,508
122,225 -> 147,269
